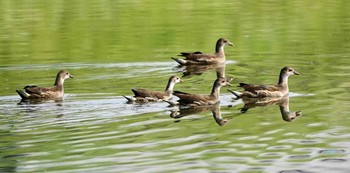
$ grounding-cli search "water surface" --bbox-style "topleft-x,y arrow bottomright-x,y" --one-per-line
0,1 -> 350,173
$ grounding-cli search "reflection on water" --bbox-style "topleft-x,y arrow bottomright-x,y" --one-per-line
173,60 -> 236,78
239,96 -> 302,122
17,98 -> 64,105
176,64 -> 219,77
170,104 -> 231,126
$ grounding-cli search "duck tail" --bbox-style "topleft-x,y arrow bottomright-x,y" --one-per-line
238,83 -> 249,87
16,90 -> 29,99
171,57 -> 187,65
227,89 -> 242,98
122,95 -> 136,102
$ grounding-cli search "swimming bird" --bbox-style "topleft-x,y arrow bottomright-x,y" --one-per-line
16,70 -> 74,101
228,67 -> 299,98
166,77 -> 231,106
123,76 -> 183,102
171,38 -> 234,65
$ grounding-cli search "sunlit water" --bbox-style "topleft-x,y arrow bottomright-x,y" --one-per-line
1,1 -> 350,173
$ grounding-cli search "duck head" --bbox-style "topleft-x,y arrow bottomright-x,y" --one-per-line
169,75 -> 183,84
58,70 -> 74,80
217,38 -> 234,47
281,67 -> 299,77
215,77 -> 232,87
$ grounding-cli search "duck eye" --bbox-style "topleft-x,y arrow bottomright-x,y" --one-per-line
288,69 -> 293,72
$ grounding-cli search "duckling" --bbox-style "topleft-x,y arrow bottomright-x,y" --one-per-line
228,67 -> 299,98
16,70 -> 74,100
166,77 -> 231,106
171,38 -> 234,65
123,76 -> 183,102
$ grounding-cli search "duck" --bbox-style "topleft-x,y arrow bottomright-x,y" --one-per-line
16,70 -> 74,100
228,67 -> 299,98
166,77 -> 231,106
171,38 -> 234,65
123,75 -> 183,102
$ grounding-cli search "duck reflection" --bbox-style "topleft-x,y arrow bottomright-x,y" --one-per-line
215,64 -> 234,82
170,104 -> 231,126
177,64 -> 219,77
175,63 -> 233,80
17,99 -> 65,118
238,96 -> 302,122
17,98 -> 64,105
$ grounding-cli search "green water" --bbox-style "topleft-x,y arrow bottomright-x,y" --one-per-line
0,1 -> 350,172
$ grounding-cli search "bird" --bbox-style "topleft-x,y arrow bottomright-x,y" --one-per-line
16,70 -> 74,101
228,67 -> 299,98
171,38 -> 234,65
166,77 -> 231,106
123,76 -> 183,102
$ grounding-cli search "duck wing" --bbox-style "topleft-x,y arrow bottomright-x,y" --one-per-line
179,51 -> 216,62
239,83 -> 279,93
24,85 -> 52,95
132,89 -> 165,99
174,91 -> 211,105
185,53 -> 217,62
173,90 -> 190,95
179,51 -> 204,57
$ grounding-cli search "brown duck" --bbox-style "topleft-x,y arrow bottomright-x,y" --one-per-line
123,76 -> 183,102
166,77 -> 231,106
171,38 -> 234,65
228,67 -> 299,98
16,70 -> 74,100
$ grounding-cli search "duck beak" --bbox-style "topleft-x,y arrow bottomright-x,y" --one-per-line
226,77 -> 234,82
293,71 -> 300,75
226,82 -> 232,86
228,42 -> 234,46
70,74 -> 74,78
180,79 -> 184,83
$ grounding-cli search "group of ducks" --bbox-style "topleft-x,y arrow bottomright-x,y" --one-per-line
16,38 -> 300,107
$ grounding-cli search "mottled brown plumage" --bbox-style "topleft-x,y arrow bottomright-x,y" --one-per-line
16,70 -> 74,101
123,76 -> 183,102
171,38 -> 234,65
228,67 -> 299,98
169,77 -> 231,106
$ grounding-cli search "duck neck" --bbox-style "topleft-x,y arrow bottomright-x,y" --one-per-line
215,42 -> 225,55
54,76 -> 65,91
278,73 -> 289,91
164,81 -> 175,96
210,83 -> 221,99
